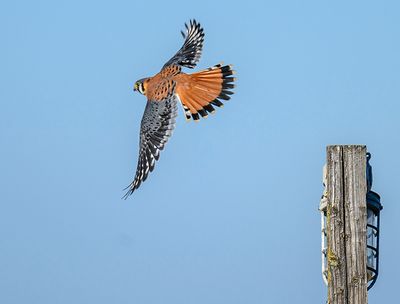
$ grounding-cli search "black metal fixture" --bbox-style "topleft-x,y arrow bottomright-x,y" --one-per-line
366,152 -> 383,290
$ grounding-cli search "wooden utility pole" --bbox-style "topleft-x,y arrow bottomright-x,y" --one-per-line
325,145 -> 368,304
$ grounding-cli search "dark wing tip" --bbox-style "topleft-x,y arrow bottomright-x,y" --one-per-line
163,19 -> 205,69
122,184 -> 136,199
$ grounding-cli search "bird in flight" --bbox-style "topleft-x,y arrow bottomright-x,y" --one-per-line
124,20 -> 236,198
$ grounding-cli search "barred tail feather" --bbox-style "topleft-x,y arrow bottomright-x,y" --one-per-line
176,64 -> 236,121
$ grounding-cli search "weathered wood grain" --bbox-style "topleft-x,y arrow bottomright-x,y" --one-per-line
325,145 -> 368,304
326,146 -> 347,304
343,145 -> 368,303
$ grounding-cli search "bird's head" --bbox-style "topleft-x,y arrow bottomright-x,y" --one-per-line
133,78 -> 149,95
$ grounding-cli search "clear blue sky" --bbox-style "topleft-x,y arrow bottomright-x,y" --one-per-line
1,1 -> 399,303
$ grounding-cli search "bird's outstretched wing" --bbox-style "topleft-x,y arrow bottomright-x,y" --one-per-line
123,95 -> 178,198
162,19 -> 205,69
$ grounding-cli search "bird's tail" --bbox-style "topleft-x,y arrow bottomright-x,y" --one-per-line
176,64 -> 236,121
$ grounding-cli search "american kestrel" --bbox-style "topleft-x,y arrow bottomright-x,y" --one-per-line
124,20 -> 236,198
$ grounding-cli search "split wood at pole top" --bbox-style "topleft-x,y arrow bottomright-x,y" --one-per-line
326,145 -> 368,304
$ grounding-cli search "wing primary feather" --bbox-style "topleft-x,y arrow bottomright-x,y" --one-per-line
123,96 -> 178,197
163,20 -> 205,69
